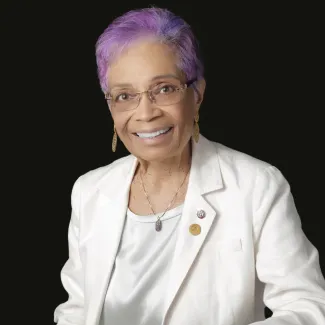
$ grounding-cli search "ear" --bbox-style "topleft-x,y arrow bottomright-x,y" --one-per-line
105,97 -> 112,113
193,78 -> 206,112
195,78 -> 206,101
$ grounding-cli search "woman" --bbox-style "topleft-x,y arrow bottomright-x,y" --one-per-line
54,7 -> 325,325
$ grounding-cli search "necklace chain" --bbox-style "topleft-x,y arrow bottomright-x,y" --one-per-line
139,167 -> 190,231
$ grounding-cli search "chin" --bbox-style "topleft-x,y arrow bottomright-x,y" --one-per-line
134,147 -> 176,162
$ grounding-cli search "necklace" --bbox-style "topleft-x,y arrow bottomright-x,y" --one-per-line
139,167 -> 190,232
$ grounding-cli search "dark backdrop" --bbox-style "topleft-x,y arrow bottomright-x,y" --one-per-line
2,1 -> 323,323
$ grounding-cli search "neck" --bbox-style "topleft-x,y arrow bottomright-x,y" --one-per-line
136,141 -> 191,185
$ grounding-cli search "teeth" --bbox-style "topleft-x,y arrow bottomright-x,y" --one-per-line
137,127 -> 171,138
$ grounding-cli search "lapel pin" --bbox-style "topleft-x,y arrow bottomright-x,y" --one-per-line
197,209 -> 206,219
189,224 -> 201,236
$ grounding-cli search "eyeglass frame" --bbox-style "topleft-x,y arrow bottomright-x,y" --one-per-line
104,78 -> 197,109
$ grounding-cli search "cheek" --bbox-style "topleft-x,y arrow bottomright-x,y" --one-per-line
173,103 -> 196,130
111,111 -> 132,133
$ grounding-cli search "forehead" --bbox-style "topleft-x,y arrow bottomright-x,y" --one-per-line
107,40 -> 183,89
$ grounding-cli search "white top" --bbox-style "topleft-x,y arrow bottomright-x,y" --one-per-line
99,204 -> 183,325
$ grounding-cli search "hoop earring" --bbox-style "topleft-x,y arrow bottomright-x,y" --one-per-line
193,114 -> 200,143
112,125 -> 117,152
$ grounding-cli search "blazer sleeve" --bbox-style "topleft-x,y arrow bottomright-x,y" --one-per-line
249,165 -> 325,325
54,177 -> 85,325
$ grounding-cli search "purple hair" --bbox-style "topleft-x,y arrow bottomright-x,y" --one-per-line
95,7 -> 204,94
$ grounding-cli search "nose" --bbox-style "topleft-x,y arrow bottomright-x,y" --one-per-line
134,92 -> 162,122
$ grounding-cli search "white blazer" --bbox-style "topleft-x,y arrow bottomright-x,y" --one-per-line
54,135 -> 325,325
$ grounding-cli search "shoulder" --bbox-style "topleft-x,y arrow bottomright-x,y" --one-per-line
204,138 -> 291,214
202,136 -> 286,187
200,134 -> 272,173
72,154 -> 135,194
214,141 -> 272,172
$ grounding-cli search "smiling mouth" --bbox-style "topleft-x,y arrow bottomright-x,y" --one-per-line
135,127 -> 173,139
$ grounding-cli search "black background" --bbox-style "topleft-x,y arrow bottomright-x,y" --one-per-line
2,1 -> 323,323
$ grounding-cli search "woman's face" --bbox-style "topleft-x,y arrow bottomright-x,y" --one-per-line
107,40 -> 205,162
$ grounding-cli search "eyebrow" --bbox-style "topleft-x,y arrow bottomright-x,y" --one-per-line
152,74 -> 180,81
109,74 -> 181,91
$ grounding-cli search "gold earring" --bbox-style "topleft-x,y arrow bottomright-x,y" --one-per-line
193,114 -> 200,143
112,125 -> 117,152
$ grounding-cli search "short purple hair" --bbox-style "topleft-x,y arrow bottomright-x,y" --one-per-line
95,7 -> 204,94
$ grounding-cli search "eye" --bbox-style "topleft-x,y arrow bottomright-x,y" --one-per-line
158,84 -> 177,94
115,92 -> 136,102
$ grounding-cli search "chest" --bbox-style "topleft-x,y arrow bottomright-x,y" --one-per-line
128,178 -> 188,216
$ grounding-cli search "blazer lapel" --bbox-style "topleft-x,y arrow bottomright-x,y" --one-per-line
85,157 -> 138,325
162,136 -> 224,323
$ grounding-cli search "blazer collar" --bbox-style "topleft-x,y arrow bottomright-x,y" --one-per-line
189,134 -> 223,194
97,155 -> 138,200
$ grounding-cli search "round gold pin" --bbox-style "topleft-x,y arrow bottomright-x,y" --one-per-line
189,223 -> 201,236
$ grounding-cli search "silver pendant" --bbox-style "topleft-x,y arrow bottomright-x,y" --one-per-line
155,219 -> 162,232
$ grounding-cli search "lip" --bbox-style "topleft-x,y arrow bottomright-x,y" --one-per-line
133,126 -> 174,144
133,126 -> 173,134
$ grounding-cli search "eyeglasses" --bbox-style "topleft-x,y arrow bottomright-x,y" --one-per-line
105,79 -> 196,112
